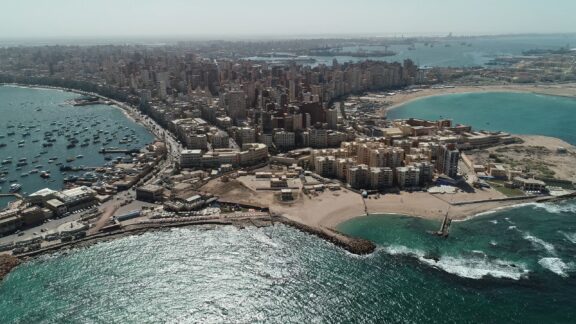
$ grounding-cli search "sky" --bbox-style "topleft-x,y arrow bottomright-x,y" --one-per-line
0,0 -> 575,39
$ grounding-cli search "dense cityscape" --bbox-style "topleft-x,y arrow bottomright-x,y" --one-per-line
1,26 -> 576,322
0,38 -> 575,253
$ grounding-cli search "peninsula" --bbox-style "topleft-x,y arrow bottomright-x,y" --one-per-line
0,40 -> 575,275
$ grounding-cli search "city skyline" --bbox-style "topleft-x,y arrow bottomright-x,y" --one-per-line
1,0 -> 575,39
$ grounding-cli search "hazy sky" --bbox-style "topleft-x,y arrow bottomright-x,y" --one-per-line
1,0 -> 575,39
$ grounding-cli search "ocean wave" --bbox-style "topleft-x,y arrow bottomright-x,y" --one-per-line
538,257 -> 569,278
489,220 -> 498,224
507,225 -> 517,230
531,201 -> 576,214
383,245 -> 528,280
522,232 -> 556,254
454,202 -> 541,222
251,231 -> 279,248
559,231 -> 576,244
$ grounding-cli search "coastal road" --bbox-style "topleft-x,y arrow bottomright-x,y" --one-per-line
0,95 -> 179,246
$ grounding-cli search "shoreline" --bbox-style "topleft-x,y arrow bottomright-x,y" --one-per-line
382,83 -> 576,112
2,81 -> 575,281
0,215 -> 376,281
0,83 -> 159,141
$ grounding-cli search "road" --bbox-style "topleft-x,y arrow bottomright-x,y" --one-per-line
0,97 -> 181,246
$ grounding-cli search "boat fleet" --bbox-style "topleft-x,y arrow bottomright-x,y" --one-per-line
0,112 -> 144,194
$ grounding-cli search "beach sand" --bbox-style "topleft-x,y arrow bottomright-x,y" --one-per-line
203,175 -> 538,230
382,83 -> 576,112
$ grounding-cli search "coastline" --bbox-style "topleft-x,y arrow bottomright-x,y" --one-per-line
382,83 -> 576,112
0,214 -> 376,281
0,83 -> 157,140
2,82 -> 576,281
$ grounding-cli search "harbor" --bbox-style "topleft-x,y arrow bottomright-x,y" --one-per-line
0,85 -> 156,201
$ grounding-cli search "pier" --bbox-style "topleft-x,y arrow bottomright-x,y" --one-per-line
0,193 -> 22,199
98,148 -> 140,154
435,213 -> 452,238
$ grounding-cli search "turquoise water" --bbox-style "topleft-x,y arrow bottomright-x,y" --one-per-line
0,85 -> 155,196
388,92 -> 576,145
2,90 -> 576,322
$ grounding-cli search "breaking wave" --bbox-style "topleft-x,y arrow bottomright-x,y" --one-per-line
560,231 -> 576,244
383,245 -> 528,280
538,257 -> 569,278
531,201 -> 576,214
522,232 -> 556,254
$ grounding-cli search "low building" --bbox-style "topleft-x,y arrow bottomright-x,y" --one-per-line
20,206 -> 46,227
489,164 -> 508,179
270,178 -> 288,188
180,149 -> 203,168
136,184 -> 165,202
0,216 -> 22,236
54,186 -> 98,213
281,189 -> 293,201
46,199 -> 67,216
513,177 -> 547,192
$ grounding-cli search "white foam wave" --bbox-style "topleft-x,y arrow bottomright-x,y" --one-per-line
523,233 -> 556,254
559,231 -> 576,244
489,220 -> 498,224
251,232 -> 279,248
538,257 -> 569,277
383,245 -> 528,280
454,202 -> 542,222
507,225 -> 517,231
490,240 -> 498,246
531,201 -> 576,214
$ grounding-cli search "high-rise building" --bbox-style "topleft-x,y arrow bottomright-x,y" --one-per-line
347,164 -> 369,189
236,127 -> 256,145
369,167 -> 394,189
327,108 -> 338,129
437,144 -> 460,178
226,90 -> 247,122
273,131 -> 296,150
293,113 -> 303,131
314,156 -> 336,177
396,166 -> 420,189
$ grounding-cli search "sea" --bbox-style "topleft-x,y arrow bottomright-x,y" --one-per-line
2,86 -> 576,321
0,85 -> 155,208
247,34 -> 576,67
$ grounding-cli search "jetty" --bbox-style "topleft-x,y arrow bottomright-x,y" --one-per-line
435,213 -> 452,238
98,148 -> 140,154
0,193 -> 23,199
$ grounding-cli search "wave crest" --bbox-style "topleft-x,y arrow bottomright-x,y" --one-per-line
522,232 -> 556,254
383,245 -> 528,280
538,257 -> 569,277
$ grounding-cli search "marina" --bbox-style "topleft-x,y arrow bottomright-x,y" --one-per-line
0,86 -> 155,200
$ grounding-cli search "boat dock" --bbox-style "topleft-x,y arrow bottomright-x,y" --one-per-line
98,148 -> 140,154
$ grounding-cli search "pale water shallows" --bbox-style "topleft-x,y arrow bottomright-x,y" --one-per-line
387,92 -> 576,144
1,91 -> 576,323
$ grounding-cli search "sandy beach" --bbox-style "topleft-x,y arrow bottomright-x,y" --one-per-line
202,175 -> 550,231
382,83 -> 576,112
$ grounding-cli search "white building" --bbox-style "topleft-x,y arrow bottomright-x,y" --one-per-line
274,131 -> 296,150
